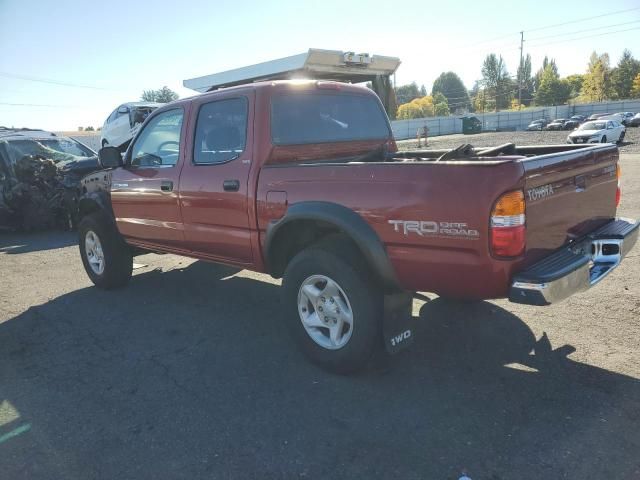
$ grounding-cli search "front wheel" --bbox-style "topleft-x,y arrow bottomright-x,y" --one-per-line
282,245 -> 382,374
78,212 -> 132,289
101,139 -> 108,148
618,131 -> 625,144
601,135 -> 607,143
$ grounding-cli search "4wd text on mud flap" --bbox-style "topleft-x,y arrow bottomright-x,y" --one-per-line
388,220 -> 480,238
390,329 -> 412,347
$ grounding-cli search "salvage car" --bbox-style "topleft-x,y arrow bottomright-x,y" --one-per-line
0,128 -> 99,230
545,119 -> 569,131
566,119 -> 626,144
100,102 -> 162,149
630,113 -> 640,127
616,112 -> 635,126
525,119 -> 548,131
76,80 -> 638,373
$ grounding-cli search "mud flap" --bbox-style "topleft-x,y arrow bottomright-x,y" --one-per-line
383,291 -> 414,354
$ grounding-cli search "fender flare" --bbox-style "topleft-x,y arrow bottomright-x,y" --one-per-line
78,191 -> 116,226
265,201 -> 400,291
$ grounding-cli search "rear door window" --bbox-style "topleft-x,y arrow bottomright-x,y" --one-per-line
193,97 -> 248,164
271,93 -> 390,145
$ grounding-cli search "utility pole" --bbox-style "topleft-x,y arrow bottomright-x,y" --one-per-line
518,31 -> 524,109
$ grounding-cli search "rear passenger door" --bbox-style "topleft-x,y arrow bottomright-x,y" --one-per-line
179,93 -> 254,265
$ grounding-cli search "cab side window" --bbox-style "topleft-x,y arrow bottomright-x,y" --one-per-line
193,98 -> 248,165
130,109 -> 183,168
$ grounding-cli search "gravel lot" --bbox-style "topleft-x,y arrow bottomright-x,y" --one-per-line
397,125 -> 640,153
0,153 -> 639,479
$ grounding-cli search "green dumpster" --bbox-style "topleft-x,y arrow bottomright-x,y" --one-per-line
461,116 -> 482,134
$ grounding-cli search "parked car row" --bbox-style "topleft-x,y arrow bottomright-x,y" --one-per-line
526,111 -> 638,136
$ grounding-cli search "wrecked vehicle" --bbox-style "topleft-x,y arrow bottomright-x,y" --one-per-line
100,102 -> 162,149
0,128 -> 100,230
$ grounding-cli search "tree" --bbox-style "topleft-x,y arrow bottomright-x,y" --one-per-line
431,71 -> 470,111
141,86 -> 179,103
631,72 -> 640,97
516,54 -> 534,106
581,52 -> 611,102
565,74 -> 584,99
394,82 -> 422,105
396,96 -> 436,119
481,54 -> 511,110
84,126 -> 95,131
534,65 -> 570,105
77,127 -> 83,131
610,49 -> 640,99
534,56 -> 558,91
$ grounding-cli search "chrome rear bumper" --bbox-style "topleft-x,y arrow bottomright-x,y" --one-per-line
509,218 -> 638,306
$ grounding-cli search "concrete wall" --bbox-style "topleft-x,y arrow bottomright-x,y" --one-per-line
391,99 -> 640,140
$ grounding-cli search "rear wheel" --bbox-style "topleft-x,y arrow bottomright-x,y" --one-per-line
282,241 -> 383,374
618,131 -> 625,144
601,135 -> 607,143
78,212 -> 132,289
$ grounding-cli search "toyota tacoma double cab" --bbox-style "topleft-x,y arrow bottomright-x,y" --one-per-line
77,80 -> 638,373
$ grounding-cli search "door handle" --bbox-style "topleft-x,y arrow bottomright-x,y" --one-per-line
160,180 -> 173,192
223,179 -> 240,192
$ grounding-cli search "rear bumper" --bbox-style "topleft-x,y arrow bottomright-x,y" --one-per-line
509,218 -> 639,306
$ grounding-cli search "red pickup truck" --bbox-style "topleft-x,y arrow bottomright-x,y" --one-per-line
78,80 -> 638,373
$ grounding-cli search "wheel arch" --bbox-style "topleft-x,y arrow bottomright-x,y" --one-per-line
264,201 -> 400,291
78,191 -> 116,226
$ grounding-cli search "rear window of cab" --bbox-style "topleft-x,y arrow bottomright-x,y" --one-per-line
270,93 -> 391,145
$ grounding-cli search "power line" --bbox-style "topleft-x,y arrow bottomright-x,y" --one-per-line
0,102 -> 86,108
527,26 -> 640,48
525,6 -> 640,33
0,71 -> 124,91
527,19 -> 640,42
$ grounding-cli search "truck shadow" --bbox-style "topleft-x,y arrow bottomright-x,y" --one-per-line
1,262 -> 638,479
0,230 -> 76,254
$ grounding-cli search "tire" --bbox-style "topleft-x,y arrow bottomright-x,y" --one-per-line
601,136 -> 607,143
101,139 -> 108,148
618,131 -> 625,144
78,212 -> 132,289
282,240 -> 383,374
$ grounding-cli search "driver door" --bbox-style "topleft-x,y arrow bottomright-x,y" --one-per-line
110,107 -> 187,250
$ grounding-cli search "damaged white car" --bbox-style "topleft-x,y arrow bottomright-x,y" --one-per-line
100,102 -> 162,148
566,119 -> 625,144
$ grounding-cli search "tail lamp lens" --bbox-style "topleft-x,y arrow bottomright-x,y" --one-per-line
491,190 -> 526,257
616,163 -> 621,207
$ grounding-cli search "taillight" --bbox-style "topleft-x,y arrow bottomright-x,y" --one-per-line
616,163 -> 621,207
491,190 -> 526,257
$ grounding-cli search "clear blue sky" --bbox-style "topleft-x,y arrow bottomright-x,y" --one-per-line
1,0 -> 638,131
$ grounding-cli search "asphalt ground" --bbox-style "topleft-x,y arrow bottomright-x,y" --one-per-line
0,154 -> 639,480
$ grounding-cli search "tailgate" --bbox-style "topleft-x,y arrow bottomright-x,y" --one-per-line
523,144 -> 618,262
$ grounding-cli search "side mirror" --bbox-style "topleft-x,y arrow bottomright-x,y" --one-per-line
117,106 -> 128,114
98,146 -> 124,168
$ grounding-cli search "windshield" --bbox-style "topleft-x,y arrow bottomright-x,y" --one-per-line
2,138 -> 94,165
271,93 -> 391,145
579,121 -> 606,131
